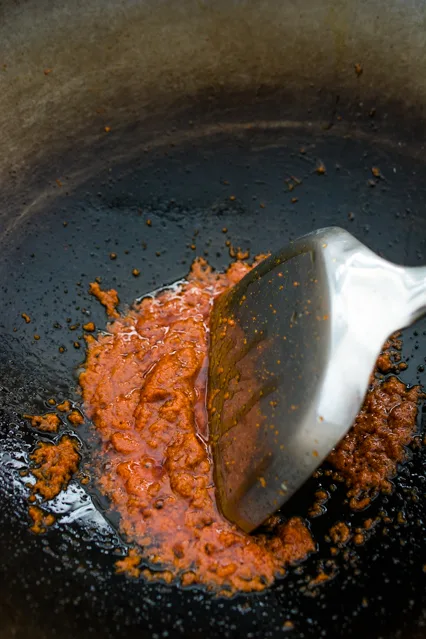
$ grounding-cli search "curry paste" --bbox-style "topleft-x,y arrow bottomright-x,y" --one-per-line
80,258 -> 420,594
328,377 -> 420,509
80,259 -> 315,594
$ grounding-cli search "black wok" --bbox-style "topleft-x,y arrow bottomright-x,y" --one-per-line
0,1 -> 426,637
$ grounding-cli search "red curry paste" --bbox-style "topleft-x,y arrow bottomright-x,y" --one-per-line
79,257 -> 421,594
80,259 -> 316,594
24,413 -> 61,433
328,377 -> 420,509
29,435 -> 80,501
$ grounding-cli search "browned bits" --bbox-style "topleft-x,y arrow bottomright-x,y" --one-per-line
229,195 -> 236,201
55,179 -> 63,188
353,533 -> 365,546
397,510 -> 407,525
83,322 -> 96,332
73,341 -> 81,349
59,346 -> 66,353
132,268 -> 141,277
354,63 -> 363,76
110,252 -> 117,260
34,334 -> 40,340
104,126 -> 111,133
371,166 -> 381,178
146,219 -> 152,226
21,313 -> 31,323
377,352 -> 393,373
43,68 -> 53,75
315,162 -> 326,175
329,522 -> 351,545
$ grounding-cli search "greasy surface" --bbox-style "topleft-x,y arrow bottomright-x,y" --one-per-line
329,378 -> 421,510
80,260 -> 315,594
1,118 -> 426,638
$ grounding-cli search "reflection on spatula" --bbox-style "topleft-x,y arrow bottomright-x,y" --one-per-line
208,227 -> 426,533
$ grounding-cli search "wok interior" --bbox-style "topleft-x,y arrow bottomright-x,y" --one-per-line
0,1 -> 426,638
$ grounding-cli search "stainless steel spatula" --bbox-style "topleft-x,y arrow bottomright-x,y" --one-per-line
208,227 -> 426,532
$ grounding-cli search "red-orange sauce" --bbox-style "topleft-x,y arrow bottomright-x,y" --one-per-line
29,435 -> 80,501
67,409 -> 84,426
80,259 -> 315,594
28,505 -> 55,534
89,282 -> 120,318
57,400 -> 72,412
24,413 -> 61,433
80,257 -> 421,594
328,377 -> 420,509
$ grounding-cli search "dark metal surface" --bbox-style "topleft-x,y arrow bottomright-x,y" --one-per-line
1,117 -> 426,639
0,0 -> 426,637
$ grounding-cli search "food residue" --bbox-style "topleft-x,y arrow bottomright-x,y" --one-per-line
115,548 -> 142,579
89,282 -> 119,318
57,400 -> 71,412
329,522 -> 351,546
29,435 -> 80,501
29,505 -> 55,534
24,413 -> 61,433
328,377 -> 420,509
67,410 -> 84,426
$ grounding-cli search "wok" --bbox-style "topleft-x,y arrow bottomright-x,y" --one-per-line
0,1 -> 426,637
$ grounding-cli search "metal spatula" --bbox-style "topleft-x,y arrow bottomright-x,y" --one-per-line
208,227 -> 426,533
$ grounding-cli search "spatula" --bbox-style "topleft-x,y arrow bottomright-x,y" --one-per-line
208,227 -> 426,532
